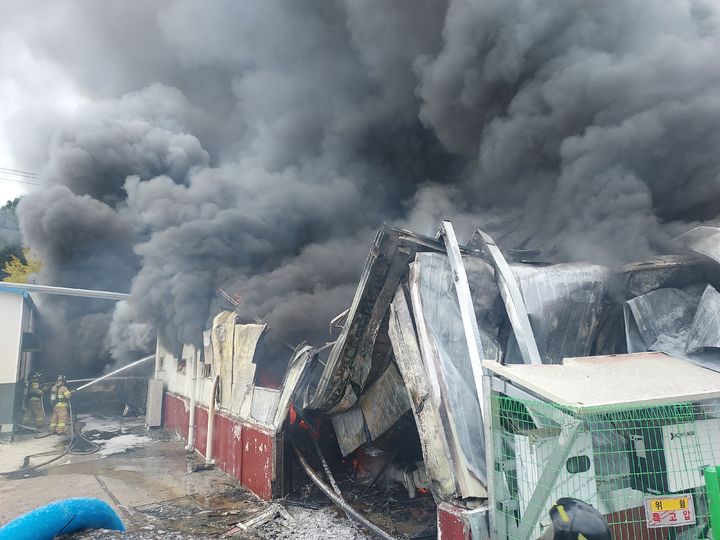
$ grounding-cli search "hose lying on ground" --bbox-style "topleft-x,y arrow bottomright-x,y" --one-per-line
11,356 -> 154,466
290,437 -> 399,540
0,498 -> 124,540
1,403 -> 100,477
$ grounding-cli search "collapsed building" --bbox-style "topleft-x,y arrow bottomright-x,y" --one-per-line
153,221 -> 720,540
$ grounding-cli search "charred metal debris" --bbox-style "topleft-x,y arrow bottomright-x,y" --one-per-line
158,222 -> 720,537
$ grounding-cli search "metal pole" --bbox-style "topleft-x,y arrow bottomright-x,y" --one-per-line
154,339 -> 162,379
312,437 -> 342,496
483,372 -> 501,540
469,228 -> 542,365
0,282 -> 129,301
705,466 -> 720,540
291,438 -> 399,540
205,375 -> 220,465
74,355 -> 155,392
437,220 -> 487,418
186,349 -> 198,451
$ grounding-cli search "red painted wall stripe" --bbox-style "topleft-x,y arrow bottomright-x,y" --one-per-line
162,392 -> 278,501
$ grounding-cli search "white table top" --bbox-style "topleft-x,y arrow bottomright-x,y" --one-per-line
483,352 -> 720,411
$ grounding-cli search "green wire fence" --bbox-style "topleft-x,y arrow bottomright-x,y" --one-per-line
489,395 -> 720,540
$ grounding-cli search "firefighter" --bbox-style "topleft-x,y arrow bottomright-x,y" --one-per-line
49,375 -> 72,435
541,498 -> 611,540
22,371 -> 46,429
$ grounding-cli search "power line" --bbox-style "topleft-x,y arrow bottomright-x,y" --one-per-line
0,167 -> 38,178
0,176 -> 42,186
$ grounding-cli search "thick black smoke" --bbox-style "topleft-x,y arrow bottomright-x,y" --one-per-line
0,201 -> 22,280
6,0 -> 720,373
416,0 -> 720,259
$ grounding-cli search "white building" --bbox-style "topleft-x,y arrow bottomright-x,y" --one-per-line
156,311 -> 303,500
0,287 -> 38,438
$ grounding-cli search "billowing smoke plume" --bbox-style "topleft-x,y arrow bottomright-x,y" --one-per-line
5,0 -> 720,373
0,201 -> 22,280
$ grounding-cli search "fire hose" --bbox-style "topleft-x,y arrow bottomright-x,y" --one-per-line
1,402 -> 101,477
0,498 -> 124,539
5,356 -> 154,476
290,437 -> 399,540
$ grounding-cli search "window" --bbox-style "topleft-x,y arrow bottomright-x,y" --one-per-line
176,346 -> 186,374
21,332 -> 41,352
198,348 -> 212,378
566,455 -> 591,474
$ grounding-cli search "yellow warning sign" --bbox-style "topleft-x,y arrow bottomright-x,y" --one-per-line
644,495 -> 695,528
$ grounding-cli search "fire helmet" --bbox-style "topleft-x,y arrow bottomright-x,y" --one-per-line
545,498 -> 611,540
31,371 -> 42,381
56,374 -> 67,384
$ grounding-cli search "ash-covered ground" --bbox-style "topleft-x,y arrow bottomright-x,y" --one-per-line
67,505 -> 372,539
2,415 -> 374,539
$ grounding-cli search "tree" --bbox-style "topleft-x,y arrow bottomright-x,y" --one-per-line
0,242 -> 22,279
3,248 -> 42,283
3,198 -> 19,210
0,197 -> 23,280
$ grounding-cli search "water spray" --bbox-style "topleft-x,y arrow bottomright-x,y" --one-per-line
74,354 -> 155,393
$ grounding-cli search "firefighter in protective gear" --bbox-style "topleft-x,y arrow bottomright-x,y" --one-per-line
540,498 -> 611,540
49,375 -> 72,435
22,371 -> 46,429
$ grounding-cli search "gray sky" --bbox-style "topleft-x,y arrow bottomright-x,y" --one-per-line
0,4 -> 86,202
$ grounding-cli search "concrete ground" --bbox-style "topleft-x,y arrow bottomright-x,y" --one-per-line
0,415 -> 370,539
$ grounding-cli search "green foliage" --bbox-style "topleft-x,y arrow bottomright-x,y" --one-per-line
0,197 -> 22,279
0,243 -> 23,279
2,248 -> 41,283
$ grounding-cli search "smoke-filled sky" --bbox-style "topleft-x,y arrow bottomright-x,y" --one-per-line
3,0 -> 720,373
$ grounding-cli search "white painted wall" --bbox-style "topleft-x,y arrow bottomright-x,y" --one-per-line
0,292 -> 23,384
18,296 -> 34,382
157,339 -> 216,409
156,320 -> 270,421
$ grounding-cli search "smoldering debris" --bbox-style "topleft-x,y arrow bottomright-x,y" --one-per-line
5,1 -> 720,375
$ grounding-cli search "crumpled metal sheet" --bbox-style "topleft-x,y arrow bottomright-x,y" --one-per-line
624,288 -> 699,353
249,387 -> 281,426
686,285 -> 720,352
331,406 -> 367,457
411,253 -> 488,491
211,311 -> 237,410
464,257 -> 504,362
469,227 -> 542,365
271,344 -> 314,432
676,226 -> 720,265
325,383 -> 358,415
620,255 -> 709,298
231,323 -> 267,416
329,362 -> 412,456
388,286 -> 457,498
464,255 -> 613,366
202,330 -> 215,366
505,263 -> 611,364
623,284 -> 720,371
359,362 -> 412,440
303,226 -> 424,412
